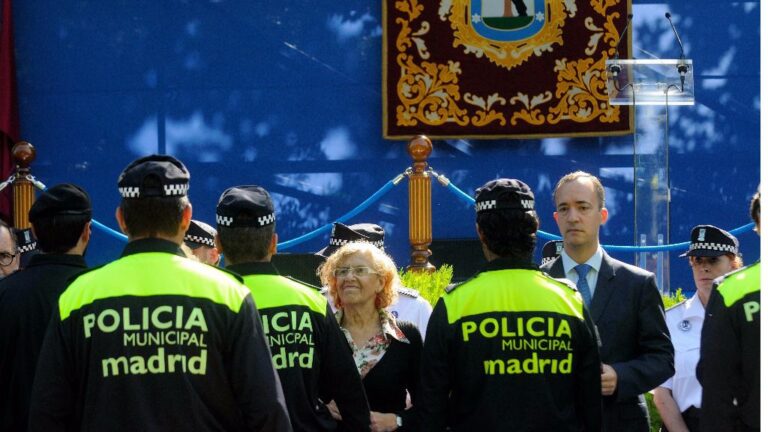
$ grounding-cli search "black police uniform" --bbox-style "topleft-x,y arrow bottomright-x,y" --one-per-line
420,178 -> 602,432
0,253 -> 87,431
218,185 -> 370,431
0,183 -> 91,432
698,262 -> 761,432
28,156 -> 291,432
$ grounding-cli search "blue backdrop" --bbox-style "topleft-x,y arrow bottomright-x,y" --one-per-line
12,0 -> 760,295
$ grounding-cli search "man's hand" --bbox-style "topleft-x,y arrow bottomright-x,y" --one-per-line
370,412 -> 398,432
326,400 -> 342,420
601,363 -> 618,395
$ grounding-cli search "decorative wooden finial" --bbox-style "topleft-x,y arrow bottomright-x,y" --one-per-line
407,135 -> 435,273
12,141 -> 36,171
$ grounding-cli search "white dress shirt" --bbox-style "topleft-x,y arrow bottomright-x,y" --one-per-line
659,293 -> 705,411
560,247 -> 604,298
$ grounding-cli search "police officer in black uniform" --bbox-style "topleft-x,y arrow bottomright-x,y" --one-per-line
698,188 -> 761,432
420,178 -> 602,432
184,219 -> 220,265
0,184 -> 91,432
216,185 -> 371,431
29,155 -> 291,432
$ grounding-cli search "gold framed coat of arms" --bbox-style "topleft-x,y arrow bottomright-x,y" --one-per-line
383,0 -> 634,139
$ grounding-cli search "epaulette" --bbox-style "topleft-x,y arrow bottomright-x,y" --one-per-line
445,273 -> 480,294
541,272 -> 578,292
397,286 -> 421,298
284,275 -> 322,291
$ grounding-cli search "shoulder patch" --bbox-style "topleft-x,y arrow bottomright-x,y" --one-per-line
397,286 -> 420,298
284,275 -> 322,291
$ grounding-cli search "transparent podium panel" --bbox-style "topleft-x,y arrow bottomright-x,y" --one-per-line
606,59 -> 694,106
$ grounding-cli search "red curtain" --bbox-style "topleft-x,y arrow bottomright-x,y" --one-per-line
0,0 -> 18,223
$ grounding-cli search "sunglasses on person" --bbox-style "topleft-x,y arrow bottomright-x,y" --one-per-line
334,266 -> 379,278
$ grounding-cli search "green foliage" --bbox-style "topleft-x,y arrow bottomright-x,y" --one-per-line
663,288 -> 687,309
645,392 -> 662,431
398,265 -> 453,306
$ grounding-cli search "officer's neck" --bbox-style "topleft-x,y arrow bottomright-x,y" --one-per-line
128,232 -> 184,245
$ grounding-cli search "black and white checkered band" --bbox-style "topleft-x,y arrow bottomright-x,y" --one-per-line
216,213 -> 275,227
541,256 -> 557,266
258,213 -> 276,226
18,242 -> 37,253
184,235 -> 214,247
118,184 -> 188,198
688,242 -> 737,254
476,199 -> 534,212
216,215 -> 234,226
118,187 -> 140,198
475,200 -> 496,212
329,238 -> 384,249
164,184 -> 189,196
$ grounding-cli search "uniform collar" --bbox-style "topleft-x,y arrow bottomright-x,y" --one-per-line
121,238 -> 186,258
483,257 -> 539,272
26,253 -> 87,268
682,292 -> 706,319
561,247 -> 604,275
227,261 -> 280,276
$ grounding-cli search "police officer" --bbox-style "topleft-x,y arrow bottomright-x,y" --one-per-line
698,189 -> 761,432
420,178 -> 602,432
540,239 -> 563,267
184,219 -> 220,265
317,222 -> 433,338
654,225 -> 742,432
215,186 -> 370,431
0,184 -> 91,432
14,227 -> 39,269
29,155 -> 291,432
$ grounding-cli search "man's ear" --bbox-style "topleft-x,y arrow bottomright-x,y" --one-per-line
115,207 -> 129,235
269,233 -> 278,255
179,204 -> 193,233
553,211 -> 559,224
600,208 -> 608,225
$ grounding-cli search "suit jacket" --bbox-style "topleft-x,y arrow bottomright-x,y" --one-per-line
542,251 -> 674,432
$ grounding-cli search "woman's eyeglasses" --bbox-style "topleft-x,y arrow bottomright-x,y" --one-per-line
334,266 -> 379,278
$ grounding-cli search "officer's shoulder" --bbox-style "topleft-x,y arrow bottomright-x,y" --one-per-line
66,263 -> 107,286
203,264 -> 245,284
665,300 -> 686,314
283,275 -> 322,291
540,272 -> 578,292
717,264 -> 753,285
397,286 -> 421,298
444,273 -> 480,294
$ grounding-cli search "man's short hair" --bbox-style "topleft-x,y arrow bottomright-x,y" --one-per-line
553,171 -> 606,208
477,210 -> 539,259
218,224 -> 275,264
32,215 -> 90,253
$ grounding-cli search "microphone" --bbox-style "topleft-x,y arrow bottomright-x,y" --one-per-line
665,12 -> 689,90
609,13 -> 633,79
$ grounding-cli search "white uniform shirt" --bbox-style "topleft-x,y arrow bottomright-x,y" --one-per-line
321,283 -> 433,339
659,293 -> 705,411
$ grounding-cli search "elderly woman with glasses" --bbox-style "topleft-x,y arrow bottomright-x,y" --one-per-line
319,242 -> 422,432
653,225 -> 742,432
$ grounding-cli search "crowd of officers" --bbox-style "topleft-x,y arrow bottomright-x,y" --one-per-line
0,154 -> 760,432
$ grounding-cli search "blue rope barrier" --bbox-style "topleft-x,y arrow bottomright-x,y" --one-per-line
441,176 -> 756,253
92,219 -> 128,242
277,175 -> 403,251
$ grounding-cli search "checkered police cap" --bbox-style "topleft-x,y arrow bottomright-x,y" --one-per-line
540,240 -> 564,266
680,224 -> 739,257
316,222 -> 386,258
184,219 -> 217,249
475,178 -> 536,214
216,185 -> 276,228
117,155 -> 190,199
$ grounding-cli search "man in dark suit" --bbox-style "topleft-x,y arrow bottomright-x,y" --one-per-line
541,171 -> 674,432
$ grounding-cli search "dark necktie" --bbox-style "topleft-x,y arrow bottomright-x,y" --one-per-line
575,263 -> 592,307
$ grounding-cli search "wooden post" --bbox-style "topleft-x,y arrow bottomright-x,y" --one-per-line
12,141 -> 36,229
407,135 -> 435,272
